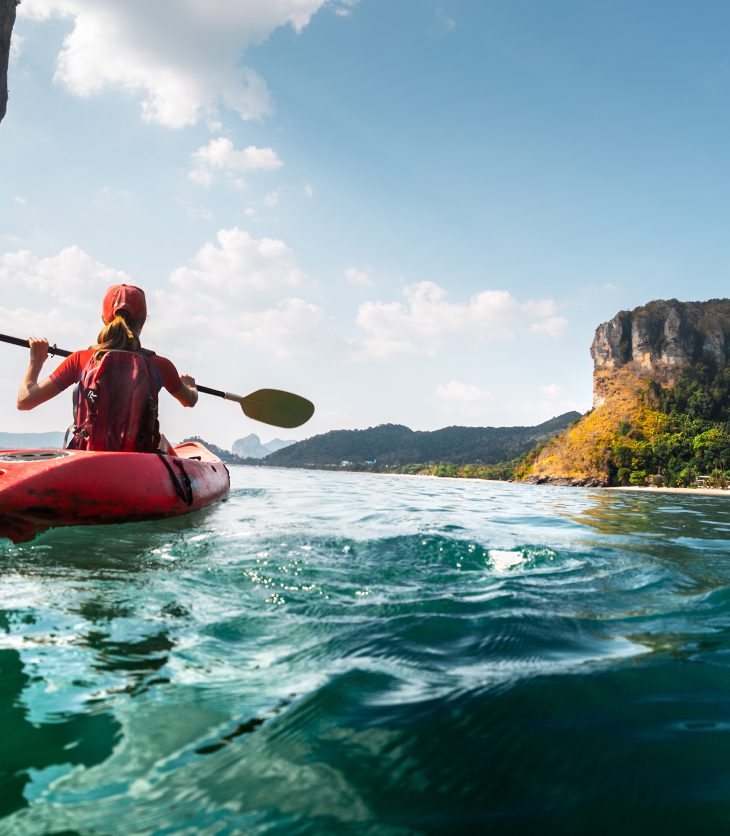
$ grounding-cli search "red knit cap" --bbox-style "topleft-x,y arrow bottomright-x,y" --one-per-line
102,284 -> 147,326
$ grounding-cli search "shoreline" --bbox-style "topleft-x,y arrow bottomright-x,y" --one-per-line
370,470 -> 730,495
243,464 -> 730,496
606,485 -> 730,497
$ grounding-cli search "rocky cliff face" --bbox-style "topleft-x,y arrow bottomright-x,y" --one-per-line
591,299 -> 730,406
523,298 -> 730,486
0,0 -> 19,123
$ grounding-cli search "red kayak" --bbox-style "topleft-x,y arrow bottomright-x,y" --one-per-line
0,440 -> 230,543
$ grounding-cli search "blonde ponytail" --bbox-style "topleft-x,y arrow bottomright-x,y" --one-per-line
92,311 -> 141,359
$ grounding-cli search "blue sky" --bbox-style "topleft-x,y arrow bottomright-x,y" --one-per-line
2,0 -> 730,449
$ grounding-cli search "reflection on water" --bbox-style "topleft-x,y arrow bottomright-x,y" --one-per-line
572,490 -> 730,593
0,575 -> 180,819
574,490 -> 730,542
0,644 -> 120,818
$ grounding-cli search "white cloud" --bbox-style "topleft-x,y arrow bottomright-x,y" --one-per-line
539,383 -> 563,400
169,226 -> 309,308
0,230 -> 330,379
351,336 -> 422,360
189,138 -> 283,187
0,237 -> 333,440
534,382 -> 583,420
333,0 -> 359,15
528,316 -> 568,338
180,201 -> 214,221
0,305 -> 90,346
0,246 -> 129,305
345,267 -> 371,287
436,380 -> 492,404
0,229 -> 310,325
522,298 -> 558,318
0,246 -> 132,345
14,197 -> 27,206
435,380 -> 493,422
232,298 -> 325,358
263,189 -> 281,208
355,281 -> 566,358
19,0 -> 349,128
10,33 -> 24,62
154,228 -> 327,361
304,183 -> 314,198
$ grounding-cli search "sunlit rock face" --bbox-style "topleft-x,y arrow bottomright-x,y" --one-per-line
590,299 -> 730,407
524,298 -> 730,487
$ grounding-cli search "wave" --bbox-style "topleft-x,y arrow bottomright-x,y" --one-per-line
3,471 -> 730,832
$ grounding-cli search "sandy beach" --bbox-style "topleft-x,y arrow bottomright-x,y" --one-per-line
607,485 -> 730,497
371,471 -> 730,496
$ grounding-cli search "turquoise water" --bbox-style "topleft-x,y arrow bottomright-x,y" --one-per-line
2,468 -> 730,833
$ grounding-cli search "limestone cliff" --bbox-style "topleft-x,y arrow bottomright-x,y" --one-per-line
523,299 -> 730,486
591,299 -> 730,406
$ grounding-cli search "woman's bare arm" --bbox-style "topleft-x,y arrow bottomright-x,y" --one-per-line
17,338 -> 62,410
173,374 -> 198,408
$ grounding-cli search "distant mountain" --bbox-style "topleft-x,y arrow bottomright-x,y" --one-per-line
232,434 -> 295,459
0,431 -> 65,450
182,437 -> 246,464
265,438 -> 295,454
262,413 -> 581,469
232,434 -> 267,458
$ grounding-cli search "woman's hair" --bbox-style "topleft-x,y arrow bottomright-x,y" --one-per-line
92,310 -> 141,359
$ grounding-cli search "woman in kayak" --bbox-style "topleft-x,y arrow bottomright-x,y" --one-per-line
16,284 -> 198,452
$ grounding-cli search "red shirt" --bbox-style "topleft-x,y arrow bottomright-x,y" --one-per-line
50,349 -> 183,395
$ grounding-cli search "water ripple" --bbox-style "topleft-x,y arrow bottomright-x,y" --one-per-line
3,469 -> 730,831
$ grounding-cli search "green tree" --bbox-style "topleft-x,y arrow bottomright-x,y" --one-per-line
629,470 -> 647,486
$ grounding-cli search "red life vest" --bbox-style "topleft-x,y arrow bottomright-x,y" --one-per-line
69,350 -> 161,453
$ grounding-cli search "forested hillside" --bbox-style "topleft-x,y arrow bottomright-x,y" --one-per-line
524,299 -> 730,487
262,412 -> 581,469
182,437 -> 246,464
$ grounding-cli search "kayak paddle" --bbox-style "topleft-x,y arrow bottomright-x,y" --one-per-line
0,332 -> 315,429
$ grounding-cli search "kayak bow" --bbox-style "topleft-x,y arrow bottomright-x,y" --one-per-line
0,440 -> 230,543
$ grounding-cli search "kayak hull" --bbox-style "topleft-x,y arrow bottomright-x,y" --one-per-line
0,441 -> 230,543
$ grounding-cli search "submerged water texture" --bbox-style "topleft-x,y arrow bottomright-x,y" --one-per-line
2,468 -> 730,833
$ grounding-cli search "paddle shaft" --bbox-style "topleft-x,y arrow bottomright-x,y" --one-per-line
0,333 -> 72,359
0,333 -> 231,397
0,332 -> 315,428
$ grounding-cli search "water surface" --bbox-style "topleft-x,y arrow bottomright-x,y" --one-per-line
2,468 -> 730,833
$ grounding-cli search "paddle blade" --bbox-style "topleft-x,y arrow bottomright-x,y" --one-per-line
236,388 -> 315,429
